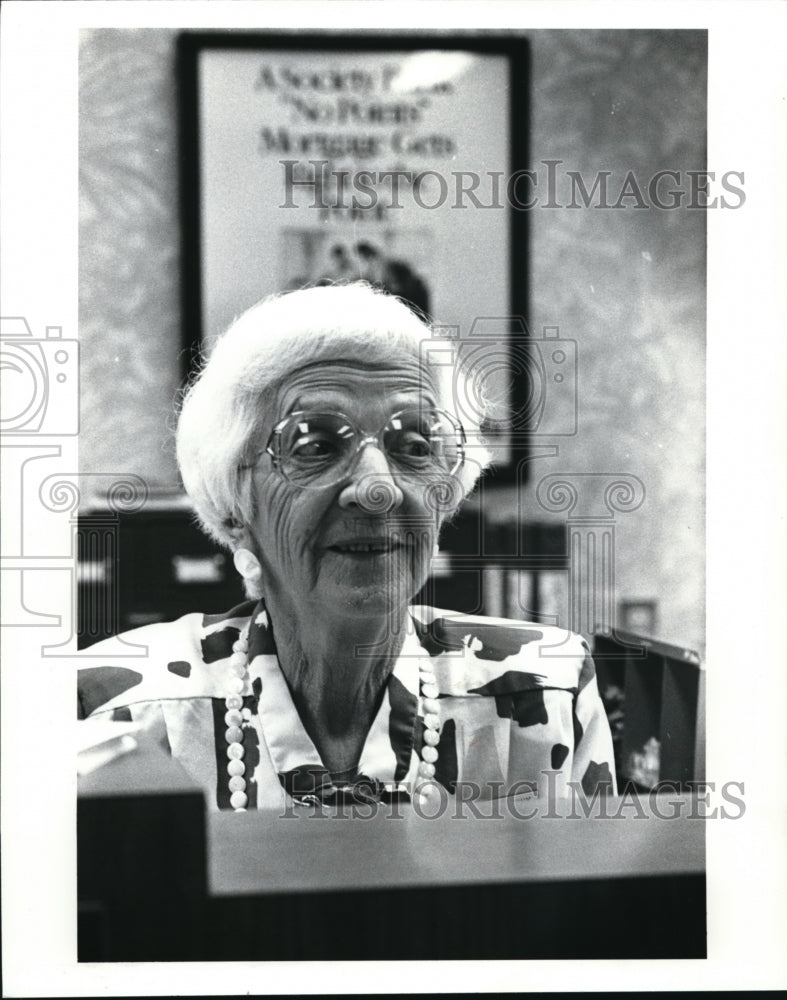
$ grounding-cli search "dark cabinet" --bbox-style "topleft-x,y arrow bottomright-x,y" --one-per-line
78,507 -> 245,647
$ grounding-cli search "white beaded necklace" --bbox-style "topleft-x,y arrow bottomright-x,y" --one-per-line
223,623 -> 442,811
223,628 -> 253,810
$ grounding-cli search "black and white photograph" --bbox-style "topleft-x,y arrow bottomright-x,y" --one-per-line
1,1 -> 785,995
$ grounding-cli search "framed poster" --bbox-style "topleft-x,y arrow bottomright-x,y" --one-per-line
177,32 -> 529,478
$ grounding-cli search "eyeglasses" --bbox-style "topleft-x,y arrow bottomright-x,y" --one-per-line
255,408 -> 466,490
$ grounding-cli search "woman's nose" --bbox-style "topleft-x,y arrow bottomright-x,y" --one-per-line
336,443 -> 404,512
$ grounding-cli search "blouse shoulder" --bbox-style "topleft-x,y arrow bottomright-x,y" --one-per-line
409,605 -> 593,697
76,600 -> 258,718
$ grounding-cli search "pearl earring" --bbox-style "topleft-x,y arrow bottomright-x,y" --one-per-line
233,548 -> 262,582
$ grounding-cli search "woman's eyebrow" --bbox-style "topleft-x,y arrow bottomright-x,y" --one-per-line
285,394 -> 344,413
286,392 -> 436,414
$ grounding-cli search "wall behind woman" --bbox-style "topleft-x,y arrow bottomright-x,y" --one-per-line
79,28 -> 706,655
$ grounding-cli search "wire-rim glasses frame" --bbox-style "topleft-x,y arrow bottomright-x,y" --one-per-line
240,407 -> 467,490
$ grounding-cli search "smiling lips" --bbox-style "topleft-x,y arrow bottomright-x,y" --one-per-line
325,521 -> 432,555
328,538 -> 402,554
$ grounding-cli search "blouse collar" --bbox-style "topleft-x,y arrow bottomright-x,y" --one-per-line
245,602 -> 427,787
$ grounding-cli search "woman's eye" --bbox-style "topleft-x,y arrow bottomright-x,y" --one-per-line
291,436 -> 338,460
393,433 -> 432,459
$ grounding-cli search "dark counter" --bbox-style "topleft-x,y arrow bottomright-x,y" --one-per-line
78,741 -> 705,961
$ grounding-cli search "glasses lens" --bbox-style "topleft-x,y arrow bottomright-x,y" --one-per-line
277,413 -> 356,486
383,409 -> 462,475
272,409 -> 465,488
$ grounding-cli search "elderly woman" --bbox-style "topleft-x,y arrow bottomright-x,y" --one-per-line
78,283 -> 615,811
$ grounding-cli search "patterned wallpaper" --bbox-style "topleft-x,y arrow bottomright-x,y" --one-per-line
79,28 -> 706,653
79,29 -> 182,488
526,30 -> 706,655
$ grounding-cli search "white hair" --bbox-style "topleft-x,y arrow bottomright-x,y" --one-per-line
176,282 -> 491,549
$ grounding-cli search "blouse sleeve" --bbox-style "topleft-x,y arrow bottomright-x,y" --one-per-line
571,648 -> 617,795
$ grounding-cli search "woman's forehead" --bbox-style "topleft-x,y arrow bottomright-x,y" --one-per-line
277,359 -> 439,414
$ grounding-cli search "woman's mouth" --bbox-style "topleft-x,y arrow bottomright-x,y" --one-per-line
329,541 -> 399,554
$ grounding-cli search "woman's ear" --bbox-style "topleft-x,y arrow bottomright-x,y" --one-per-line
223,518 -> 256,557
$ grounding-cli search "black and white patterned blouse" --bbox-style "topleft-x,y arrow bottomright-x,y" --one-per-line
78,600 -> 616,809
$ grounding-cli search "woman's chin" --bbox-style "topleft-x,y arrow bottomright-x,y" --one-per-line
321,573 -> 424,620
317,550 -> 428,614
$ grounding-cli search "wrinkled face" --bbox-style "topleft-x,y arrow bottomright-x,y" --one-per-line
245,358 -> 459,622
